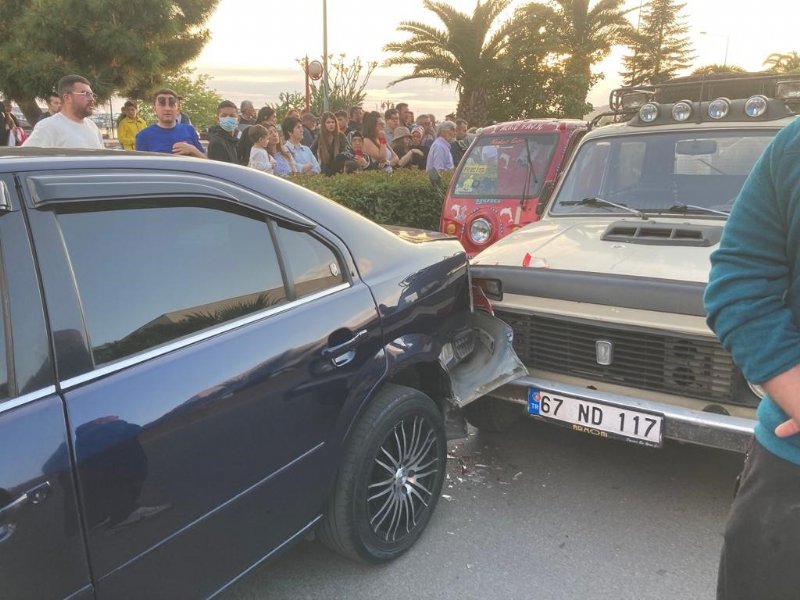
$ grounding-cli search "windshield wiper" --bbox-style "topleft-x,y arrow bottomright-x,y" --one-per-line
648,203 -> 730,216
560,197 -> 648,220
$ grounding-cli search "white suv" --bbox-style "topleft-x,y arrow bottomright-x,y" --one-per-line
468,73 -> 800,453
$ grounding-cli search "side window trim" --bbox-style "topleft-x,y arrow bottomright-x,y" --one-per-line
59,282 -> 350,391
0,243 -> 15,398
267,219 -> 297,301
0,385 -> 58,416
26,172 -> 315,231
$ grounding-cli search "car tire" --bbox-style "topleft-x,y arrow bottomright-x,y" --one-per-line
319,383 -> 446,563
463,396 -> 523,432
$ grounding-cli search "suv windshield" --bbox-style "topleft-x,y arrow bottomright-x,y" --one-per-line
550,130 -> 776,215
452,133 -> 558,198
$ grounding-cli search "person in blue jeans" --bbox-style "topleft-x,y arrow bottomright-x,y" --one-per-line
705,116 -> 800,600
135,88 -> 206,158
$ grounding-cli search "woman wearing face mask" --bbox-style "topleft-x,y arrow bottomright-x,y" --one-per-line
207,100 -> 240,164
265,124 -> 296,176
311,111 -> 348,175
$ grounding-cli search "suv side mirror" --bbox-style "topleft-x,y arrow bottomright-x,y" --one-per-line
536,181 -> 555,217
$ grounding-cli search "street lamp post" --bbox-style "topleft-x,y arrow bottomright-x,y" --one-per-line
304,56 -> 311,114
700,31 -> 730,67
305,58 -> 324,113
322,0 -> 330,113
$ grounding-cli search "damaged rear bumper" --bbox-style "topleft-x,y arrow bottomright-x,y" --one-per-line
440,311 -> 527,409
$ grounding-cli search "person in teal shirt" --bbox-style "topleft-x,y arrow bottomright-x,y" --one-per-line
705,115 -> 800,600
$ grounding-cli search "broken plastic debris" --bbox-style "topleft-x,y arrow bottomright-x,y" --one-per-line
513,471 -> 522,480
475,463 -> 489,468
441,494 -> 452,501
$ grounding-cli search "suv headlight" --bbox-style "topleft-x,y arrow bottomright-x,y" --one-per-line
469,218 -> 493,245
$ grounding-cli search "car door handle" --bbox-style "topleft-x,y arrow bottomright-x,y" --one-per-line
322,329 -> 369,367
0,482 -> 51,544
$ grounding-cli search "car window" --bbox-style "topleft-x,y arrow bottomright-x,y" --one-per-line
275,225 -> 345,298
453,133 -> 558,198
552,130 -> 778,214
56,204 -> 288,366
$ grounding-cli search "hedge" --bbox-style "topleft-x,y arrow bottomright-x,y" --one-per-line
288,169 -> 452,231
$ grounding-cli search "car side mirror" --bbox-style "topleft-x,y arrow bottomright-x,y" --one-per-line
536,181 -> 555,217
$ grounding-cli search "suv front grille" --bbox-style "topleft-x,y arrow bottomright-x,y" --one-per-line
497,311 -> 736,403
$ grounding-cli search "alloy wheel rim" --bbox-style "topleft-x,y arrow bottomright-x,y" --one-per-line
366,415 -> 440,542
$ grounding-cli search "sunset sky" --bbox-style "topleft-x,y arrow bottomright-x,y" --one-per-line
191,0 -> 796,118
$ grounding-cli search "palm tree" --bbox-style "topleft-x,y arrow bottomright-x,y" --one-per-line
692,64 -> 746,76
763,51 -> 800,73
383,0 -> 519,126
520,0 -> 632,117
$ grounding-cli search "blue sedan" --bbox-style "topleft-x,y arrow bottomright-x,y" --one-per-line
0,149 -> 523,599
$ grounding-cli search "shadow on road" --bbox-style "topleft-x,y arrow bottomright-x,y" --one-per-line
221,419 -> 742,600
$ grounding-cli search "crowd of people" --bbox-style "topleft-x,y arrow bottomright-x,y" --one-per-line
6,74 -> 474,179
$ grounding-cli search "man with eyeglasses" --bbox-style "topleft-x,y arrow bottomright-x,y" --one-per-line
24,74 -> 104,149
135,88 -> 206,158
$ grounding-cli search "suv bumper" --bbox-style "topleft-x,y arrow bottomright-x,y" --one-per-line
488,375 -> 755,453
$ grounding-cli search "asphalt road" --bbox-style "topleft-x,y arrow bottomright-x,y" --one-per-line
220,418 -> 743,600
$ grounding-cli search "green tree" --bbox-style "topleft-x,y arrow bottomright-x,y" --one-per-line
763,51 -> 800,73
307,55 -> 378,114
0,0 -> 219,124
620,0 -> 694,86
273,55 -> 376,119
382,0 -> 520,126
520,0 -> 632,119
486,10 -> 566,121
136,69 -> 222,132
272,92 -> 307,121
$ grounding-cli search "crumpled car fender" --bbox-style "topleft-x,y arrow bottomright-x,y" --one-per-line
440,310 -> 527,409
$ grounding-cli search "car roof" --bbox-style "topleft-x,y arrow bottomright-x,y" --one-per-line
0,148 -> 437,274
479,119 -> 586,136
581,115 -> 799,141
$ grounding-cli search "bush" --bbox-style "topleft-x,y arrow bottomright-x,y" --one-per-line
289,169 -> 452,231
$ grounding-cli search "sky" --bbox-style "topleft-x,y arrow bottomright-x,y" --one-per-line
191,0 -> 796,119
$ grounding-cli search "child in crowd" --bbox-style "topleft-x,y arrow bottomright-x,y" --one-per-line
247,124 -> 276,174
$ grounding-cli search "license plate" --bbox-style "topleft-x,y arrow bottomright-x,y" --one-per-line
528,388 -> 664,448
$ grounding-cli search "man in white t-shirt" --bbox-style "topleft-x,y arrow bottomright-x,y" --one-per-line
24,74 -> 105,149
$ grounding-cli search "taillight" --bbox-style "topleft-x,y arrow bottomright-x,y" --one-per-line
473,277 -> 502,301
471,284 -> 494,315
471,278 -> 502,315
